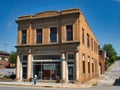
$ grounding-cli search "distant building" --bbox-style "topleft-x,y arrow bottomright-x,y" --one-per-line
0,51 -> 10,68
16,8 -> 99,83
99,49 -> 105,75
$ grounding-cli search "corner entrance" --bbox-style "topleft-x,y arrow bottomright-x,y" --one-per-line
67,62 -> 74,82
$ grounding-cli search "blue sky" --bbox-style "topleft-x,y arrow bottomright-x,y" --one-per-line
0,0 -> 120,55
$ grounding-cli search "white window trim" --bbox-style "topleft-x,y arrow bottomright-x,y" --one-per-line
88,56 -> 90,62
82,54 -> 85,61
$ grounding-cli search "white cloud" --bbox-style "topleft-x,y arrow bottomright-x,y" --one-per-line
8,21 -> 13,27
114,0 -> 120,2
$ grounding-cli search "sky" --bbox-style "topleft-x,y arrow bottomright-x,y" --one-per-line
0,0 -> 120,55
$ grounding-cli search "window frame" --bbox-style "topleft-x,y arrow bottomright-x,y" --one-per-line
50,27 -> 58,43
82,28 -> 85,44
87,33 -> 90,48
21,30 -> 27,44
66,25 -> 73,41
88,56 -> 90,73
82,54 -> 85,74
36,28 -> 43,44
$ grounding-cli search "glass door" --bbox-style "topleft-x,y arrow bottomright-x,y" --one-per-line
22,66 -> 27,79
68,64 -> 74,82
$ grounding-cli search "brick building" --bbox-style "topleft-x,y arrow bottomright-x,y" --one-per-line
0,51 -> 10,68
16,8 -> 99,83
99,49 -> 106,75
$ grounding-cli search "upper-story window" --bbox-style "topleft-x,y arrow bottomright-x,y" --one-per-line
66,25 -> 73,41
87,33 -> 90,48
21,30 -> 27,44
50,27 -> 57,43
36,29 -> 42,43
82,28 -> 84,44
91,38 -> 93,50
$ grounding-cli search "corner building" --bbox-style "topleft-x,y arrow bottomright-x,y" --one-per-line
16,8 -> 99,83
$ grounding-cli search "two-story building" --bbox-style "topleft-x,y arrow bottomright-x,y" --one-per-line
16,8 -> 99,83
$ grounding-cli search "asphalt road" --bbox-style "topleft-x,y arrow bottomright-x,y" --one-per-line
0,85 -> 120,90
96,60 -> 120,87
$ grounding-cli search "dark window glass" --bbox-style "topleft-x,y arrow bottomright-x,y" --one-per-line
83,61 -> 85,73
88,57 -> 90,73
22,30 -> 27,44
50,27 -> 57,42
33,55 -> 60,60
87,34 -> 90,48
82,28 -> 84,44
68,54 -> 74,60
23,55 -> 27,62
82,54 -> 85,73
66,25 -> 73,41
91,38 -> 93,50
36,29 -> 42,43
92,63 -> 94,73
22,67 -> 27,79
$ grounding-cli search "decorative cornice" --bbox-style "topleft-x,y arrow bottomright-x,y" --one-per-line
15,42 -> 80,48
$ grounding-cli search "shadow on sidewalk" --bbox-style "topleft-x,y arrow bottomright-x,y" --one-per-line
113,77 -> 120,86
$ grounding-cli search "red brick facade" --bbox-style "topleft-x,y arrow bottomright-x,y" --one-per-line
99,49 -> 105,74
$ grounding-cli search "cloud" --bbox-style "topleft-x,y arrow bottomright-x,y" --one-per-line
8,19 -> 16,28
8,21 -> 13,27
114,0 -> 120,2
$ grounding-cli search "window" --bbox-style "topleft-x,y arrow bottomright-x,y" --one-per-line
33,62 -> 61,80
92,59 -> 94,73
22,55 -> 28,62
87,33 -> 90,48
66,25 -> 73,41
88,56 -> 90,73
82,54 -> 85,73
94,41 -> 95,52
94,41 -> 98,53
22,55 -> 27,79
68,54 -> 74,60
82,28 -> 84,44
50,27 -> 57,42
22,30 -> 27,44
36,29 -> 42,43
91,38 -> 93,50
33,55 -> 60,60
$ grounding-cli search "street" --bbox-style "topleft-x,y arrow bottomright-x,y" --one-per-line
0,61 -> 120,90
0,85 -> 119,90
96,61 -> 120,87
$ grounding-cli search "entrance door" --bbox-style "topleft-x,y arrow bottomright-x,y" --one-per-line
68,65 -> 74,82
22,66 -> 27,79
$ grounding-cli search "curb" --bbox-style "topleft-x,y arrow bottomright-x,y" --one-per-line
0,83 -> 80,88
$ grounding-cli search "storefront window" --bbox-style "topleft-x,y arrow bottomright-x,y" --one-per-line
22,55 -> 27,79
33,62 -> 61,80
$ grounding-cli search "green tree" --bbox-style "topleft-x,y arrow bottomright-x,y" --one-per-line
9,51 -> 17,64
103,44 -> 117,64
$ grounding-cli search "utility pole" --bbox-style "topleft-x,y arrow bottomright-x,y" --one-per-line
4,44 -> 8,52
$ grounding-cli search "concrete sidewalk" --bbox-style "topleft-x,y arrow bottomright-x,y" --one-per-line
0,81 -> 82,88
0,78 -> 98,88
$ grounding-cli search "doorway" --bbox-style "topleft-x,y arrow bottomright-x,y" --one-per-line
68,64 -> 74,82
